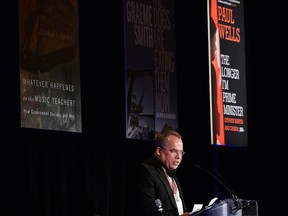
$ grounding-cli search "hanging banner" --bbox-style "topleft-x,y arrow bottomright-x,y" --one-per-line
19,0 -> 82,132
208,0 -> 248,146
124,0 -> 178,140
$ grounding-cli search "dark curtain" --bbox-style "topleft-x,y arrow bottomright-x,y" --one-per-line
1,1 -> 283,216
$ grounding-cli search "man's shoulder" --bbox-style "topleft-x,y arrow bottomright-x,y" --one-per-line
141,157 -> 158,167
139,157 -> 163,175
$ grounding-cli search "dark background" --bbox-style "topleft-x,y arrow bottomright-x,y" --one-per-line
1,1 -> 285,216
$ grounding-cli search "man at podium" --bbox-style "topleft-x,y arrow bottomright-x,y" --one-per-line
132,129 -> 190,216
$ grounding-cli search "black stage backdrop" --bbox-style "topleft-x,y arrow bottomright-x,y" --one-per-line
1,1 -> 285,216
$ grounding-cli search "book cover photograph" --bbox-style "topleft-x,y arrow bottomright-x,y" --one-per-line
208,0 -> 248,146
19,0 -> 82,132
124,0 -> 178,140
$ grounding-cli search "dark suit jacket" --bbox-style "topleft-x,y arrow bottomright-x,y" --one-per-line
133,157 -> 187,216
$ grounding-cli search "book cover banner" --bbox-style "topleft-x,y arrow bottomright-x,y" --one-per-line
124,0 -> 178,140
208,0 -> 247,146
19,0 -> 82,132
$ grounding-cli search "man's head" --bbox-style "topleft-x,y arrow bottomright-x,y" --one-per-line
154,129 -> 185,170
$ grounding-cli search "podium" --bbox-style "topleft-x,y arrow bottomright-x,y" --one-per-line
192,198 -> 258,216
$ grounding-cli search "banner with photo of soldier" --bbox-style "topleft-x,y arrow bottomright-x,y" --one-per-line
124,0 -> 178,140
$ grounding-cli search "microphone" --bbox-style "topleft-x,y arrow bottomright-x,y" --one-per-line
155,199 -> 164,215
194,164 -> 242,210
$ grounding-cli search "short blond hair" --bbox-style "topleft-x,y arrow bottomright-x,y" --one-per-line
155,129 -> 181,148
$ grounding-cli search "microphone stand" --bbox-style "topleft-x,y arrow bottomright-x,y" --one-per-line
212,167 -> 242,211
194,164 -> 242,212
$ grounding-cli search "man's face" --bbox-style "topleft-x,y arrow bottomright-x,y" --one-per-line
157,135 -> 184,170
